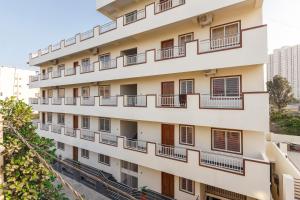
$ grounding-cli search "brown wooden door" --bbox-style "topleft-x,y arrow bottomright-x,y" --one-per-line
73,146 -> 78,161
161,39 -> 174,59
42,90 -> 46,98
42,113 -> 46,124
73,61 -> 79,68
161,172 -> 174,198
73,115 -> 79,129
73,88 -> 79,97
161,124 -> 174,146
161,82 -> 174,107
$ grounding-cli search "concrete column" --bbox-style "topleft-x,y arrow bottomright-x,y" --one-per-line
282,174 -> 294,200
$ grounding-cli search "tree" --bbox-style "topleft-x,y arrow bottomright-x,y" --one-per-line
0,97 -> 68,200
267,75 -> 294,111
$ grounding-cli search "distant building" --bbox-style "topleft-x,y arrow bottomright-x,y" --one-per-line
267,45 -> 300,98
0,66 -> 38,103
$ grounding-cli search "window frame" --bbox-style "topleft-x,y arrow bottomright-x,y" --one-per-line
47,112 -> 52,123
81,116 -> 90,129
121,160 -> 138,173
98,153 -> 110,166
81,87 -> 90,97
48,89 -> 53,98
210,21 -> 241,40
179,177 -> 195,195
99,117 -> 111,133
57,142 -> 65,150
210,75 -> 241,97
57,113 -> 65,125
99,85 -> 111,97
179,79 -> 194,95
211,128 -> 243,155
178,32 -> 194,46
81,149 -> 89,159
179,125 -> 195,146
81,58 -> 90,67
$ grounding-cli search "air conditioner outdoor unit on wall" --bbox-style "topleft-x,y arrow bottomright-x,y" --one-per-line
198,14 -> 213,27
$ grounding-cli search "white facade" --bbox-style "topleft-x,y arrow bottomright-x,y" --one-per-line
29,0 -> 272,199
0,66 -> 38,103
267,45 -> 300,98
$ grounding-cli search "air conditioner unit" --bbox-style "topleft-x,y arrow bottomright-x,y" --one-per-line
90,48 -> 99,55
203,69 -> 217,76
197,14 -> 213,27
50,59 -> 59,65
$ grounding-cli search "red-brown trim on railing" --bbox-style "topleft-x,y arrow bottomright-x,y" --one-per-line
211,128 -> 243,155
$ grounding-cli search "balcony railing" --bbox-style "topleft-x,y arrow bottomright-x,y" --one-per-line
52,70 -> 61,78
65,127 -> 77,137
40,98 -> 49,105
40,73 -> 49,80
40,124 -> 49,131
124,53 -> 146,66
51,124 -> 62,134
200,95 -> 243,109
156,144 -> 187,161
156,0 -> 185,13
156,46 -> 185,60
99,132 -> 118,146
124,138 -> 147,152
98,59 -> 117,70
80,29 -> 94,41
65,67 -> 76,76
65,36 -> 76,46
124,95 -> 147,107
52,42 -> 61,51
65,97 -> 77,105
81,65 -> 94,73
199,34 -> 241,53
200,151 -> 244,173
81,96 -> 95,106
100,21 -> 117,34
51,97 -> 62,105
100,96 -> 118,106
30,75 -> 39,82
29,98 -> 38,104
80,129 -> 95,141
124,9 -> 146,25
157,95 -> 186,108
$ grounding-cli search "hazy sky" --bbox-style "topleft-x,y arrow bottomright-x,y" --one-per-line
0,0 -> 299,68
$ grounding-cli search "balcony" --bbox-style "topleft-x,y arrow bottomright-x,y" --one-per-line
51,97 -> 62,105
29,97 -> 38,104
80,65 -> 94,74
30,75 -> 39,82
81,96 -> 95,106
51,70 -> 62,78
64,127 -> 77,137
29,0 -> 251,66
29,25 -> 267,89
51,124 -> 62,134
199,95 -> 243,109
36,123 -> 270,200
30,92 -> 269,132
65,97 -> 77,105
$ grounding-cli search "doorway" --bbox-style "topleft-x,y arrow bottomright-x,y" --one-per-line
161,124 -> 174,146
161,82 -> 174,107
73,115 -> 79,129
73,146 -> 78,161
161,172 -> 174,198
161,39 -> 174,59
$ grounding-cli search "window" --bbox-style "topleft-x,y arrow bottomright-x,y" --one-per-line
179,33 -> 193,46
121,173 -> 138,188
99,85 -> 110,97
81,149 -> 89,158
212,76 -> 240,97
121,161 -> 138,173
99,118 -> 110,132
47,113 -> 52,123
179,178 -> 194,194
58,88 -> 65,98
98,154 -> 110,165
125,10 -> 138,24
99,54 -> 111,63
211,22 -> 240,40
81,58 -> 90,67
81,87 -> 90,97
180,79 -> 194,94
48,89 -> 53,98
57,113 -> 65,125
82,116 -> 90,129
212,129 -> 242,154
179,125 -> 194,146
57,142 -> 65,150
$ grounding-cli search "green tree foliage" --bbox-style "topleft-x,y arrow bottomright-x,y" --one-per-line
267,75 -> 294,110
0,97 -> 68,200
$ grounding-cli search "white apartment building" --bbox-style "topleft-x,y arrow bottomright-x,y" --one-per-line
267,45 -> 300,99
28,0 -> 273,199
0,66 -> 37,103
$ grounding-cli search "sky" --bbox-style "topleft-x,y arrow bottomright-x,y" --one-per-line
0,0 -> 300,69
